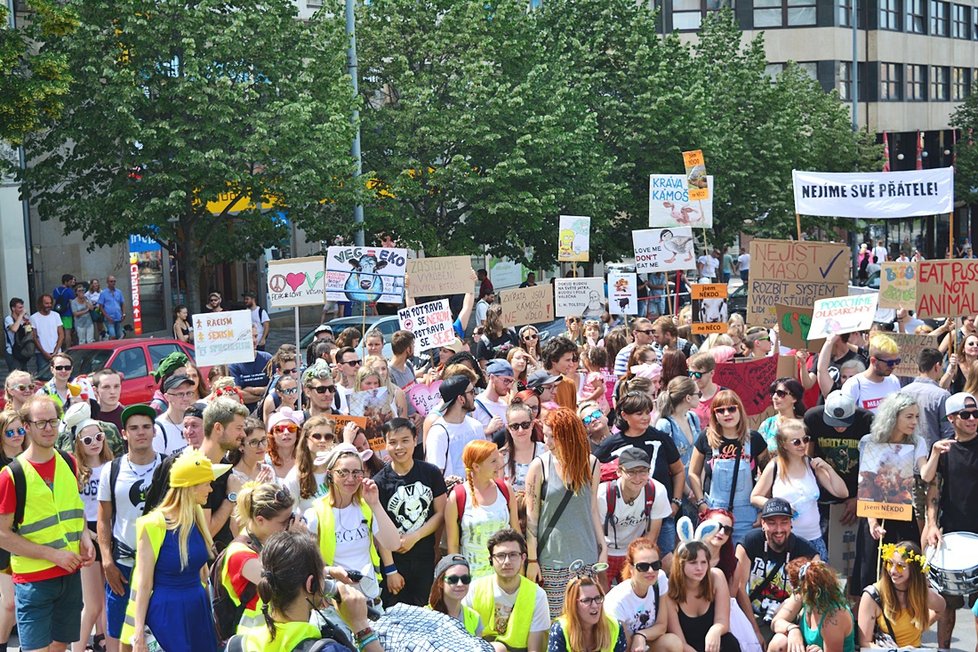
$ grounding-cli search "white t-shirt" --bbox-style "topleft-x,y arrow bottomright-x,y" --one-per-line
737,253 -> 750,272
463,577 -> 551,635
873,245 -> 888,263
597,478 -> 671,556
81,464 -> 105,522
604,572 -> 669,636
697,255 -> 719,278
29,311 -> 62,355
840,374 -> 902,413
425,416 -> 485,477
153,412 -> 187,455
473,392 -> 508,429
304,502 -> 381,598
97,455 -> 161,567
250,305 -> 270,334
459,483 -> 511,579
3,316 -> 15,355
283,466 -> 328,515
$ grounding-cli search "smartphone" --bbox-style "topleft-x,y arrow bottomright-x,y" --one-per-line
346,569 -> 364,583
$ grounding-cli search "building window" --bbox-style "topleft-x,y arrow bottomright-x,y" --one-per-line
931,65 -> 950,99
674,0 -> 703,30
907,63 -> 927,99
906,0 -> 925,32
953,4 -> 970,37
839,61 -> 852,100
881,0 -> 901,30
753,0 -> 816,27
930,1 -> 950,34
881,62 -> 903,100
765,62 -> 786,78
839,0 -> 852,26
953,66 -> 971,99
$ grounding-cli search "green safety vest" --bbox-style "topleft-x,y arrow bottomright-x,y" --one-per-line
237,621 -> 323,652
471,574 -> 537,649
220,539 -> 264,633
312,497 -> 381,581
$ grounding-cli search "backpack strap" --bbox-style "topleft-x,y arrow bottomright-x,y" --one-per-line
108,457 -> 122,526
643,481 -> 656,523
225,636 -> 244,652
494,479 -> 510,505
603,481 -> 617,538
453,483 -> 467,527
863,585 -> 897,641
652,578 -> 660,621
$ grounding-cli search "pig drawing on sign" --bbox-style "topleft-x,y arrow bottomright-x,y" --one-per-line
698,298 -> 728,324
662,202 -> 701,225
344,255 -> 387,303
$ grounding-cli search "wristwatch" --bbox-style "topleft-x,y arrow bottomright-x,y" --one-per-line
227,492 -> 238,504
671,498 -> 683,507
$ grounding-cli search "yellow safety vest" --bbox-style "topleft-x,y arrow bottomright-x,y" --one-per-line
427,604 -> 482,636
557,614 -> 621,652
313,497 -> 381,581
7,452 -> 84,575
220,539 -> 264,633
118,511 -> 173,644
237,621 -> 322,652
470,574 -> 537,649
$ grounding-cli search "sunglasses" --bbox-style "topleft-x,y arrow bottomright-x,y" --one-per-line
688,371 -> 705,379
280,388 -> 299,395
716,524 -> 734,535
8,384 -> 31,393
567,318 -> 581,323
633,560 -> 662,573
581,409 -> 604,425
273,424 -> 298,433
875,357 -> 902,367
344,359 -> 362,366
956,410 -> 978,420
523,333 -> 538,340
634,329 -> 653,335
443,574 -> 472,586
508,421 -> 533,431
789,435 -> 812,446
53,365 -> 72,371
80,432 -> 105,446
4,427 -> 26,438
280,369 -> 297,375
309,432 -> 336,442
884,560 -> 909,573
772,389 -> 789,398
311,385 -> 336,394
714,406 -> 738,415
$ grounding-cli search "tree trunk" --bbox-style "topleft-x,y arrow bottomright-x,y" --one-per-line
182,218 -> 203,315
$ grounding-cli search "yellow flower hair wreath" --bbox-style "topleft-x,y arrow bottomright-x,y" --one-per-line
880,543 -> 930,574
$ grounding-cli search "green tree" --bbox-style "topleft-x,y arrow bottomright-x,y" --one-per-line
20,0 -> 358,311
951,93 -> 978,205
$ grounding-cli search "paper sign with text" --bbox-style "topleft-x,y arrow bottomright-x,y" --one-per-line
792,168 -> 954,218
879,262 -> 917,310
632,227 -> 696,273
554,277 -> 605,318
682,149 -> 709,201
748,239 -> 850,327
192,310 -> 254,366
500,285 -> 554,327
267,257 -> 326,309
691,284 -> 729,334
916,259 -> 978,318
857,441 -> 915,521
807,293 -> 879,341
649,174 -> 714,228
397,300 -> 454,352
888,333 -> 934,378
712,355 -> 779,416
775,304 -> 823,351
558,215 -> 591,262
608,272 -> 638,315
325,246 -> 407,304
406,256 -> 473,298
406,381 -> 443,417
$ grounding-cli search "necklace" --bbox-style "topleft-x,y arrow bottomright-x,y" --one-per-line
126,455 -> 158,479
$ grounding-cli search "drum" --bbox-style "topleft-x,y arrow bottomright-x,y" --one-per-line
926,531 -> 978,596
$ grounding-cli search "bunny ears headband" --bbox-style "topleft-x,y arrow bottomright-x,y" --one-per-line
676,516 -> 721,554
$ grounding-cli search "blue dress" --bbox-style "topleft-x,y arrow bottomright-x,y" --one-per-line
147,526 -> 219,652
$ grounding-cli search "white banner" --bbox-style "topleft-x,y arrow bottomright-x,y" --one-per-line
191,310 -> 255,366
632,227 -> 697,273
266,257 -> 326,309
397,300 -> 455,352
608,272 -> 638,315
554,277 -> 605,318
649,174 -> 713,228
792,168 -> 954,218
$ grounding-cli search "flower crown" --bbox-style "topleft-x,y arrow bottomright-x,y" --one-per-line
880,543 -> 930,573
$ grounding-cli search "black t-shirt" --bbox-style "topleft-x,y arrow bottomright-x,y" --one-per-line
804,405 -> 873,499
593,428 -> 681,499
475,330 -> 519,361
693,430 -> 766,496
205,463 -> 233,552
813,348 -> 869,394
739,528 -> 817,621
937,434 -> 978,534
373,461 -> 447,562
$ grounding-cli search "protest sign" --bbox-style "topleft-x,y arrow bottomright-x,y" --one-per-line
325,246 -> 407,304
748,239 -> 849,327
792,168 -> 954,218
649,174 -> 714,228
632,227 -> 696,273
712,355 -> 778,415
348,388 -> 394,459
691,284 -> 728,334
826,502 -> 859,581
857,441 -> 915,521
554,277 -> 605,318
916,259 -> 978,318
397,300 -> 454,352
192,310 -> 254,366
500,284 -> 554,327
558,215 -> 591,262
406,256 -> 473,298
331,415 -> 368,439
266,257 -> 326,309
888,333 -> 933,378
879,262 -> 917,310
682,149 -> 709,201
608,272 -> 638,315
406,381 -> 443,417
775,304 -> 823,351
807,293 -> 879,341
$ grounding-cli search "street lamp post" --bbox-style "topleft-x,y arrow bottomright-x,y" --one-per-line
851,0 -> 858,131
346,0 -> 365,247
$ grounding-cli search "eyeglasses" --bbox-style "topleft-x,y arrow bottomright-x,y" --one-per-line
789,435 -> 812,446
464,388 -> 476,396
496,377 -> 515,386
772,389 -> 789,398
623,466 -> 650,476
581,409 -> 604,426
956,410 -> 978,420
633,560 -> 662,573
80,432 -> 105,446
523,334 -> 538,341
53,365 -> 72,372
508,421 -> 533,431
688,371 -> 705,379
245,438 -> 268,449
167,390 -> 196,400
309,432 -> 335,442
4,427 -> 26,438
273,424 -> 298,433
8,384 -> 31,393
714,406 -> 738,415
875,357 -> 902,367
578,596 -> 605,607
311,385 -> 336,394
29,418 -> 60,430
444,574 -> 472,585
280,369 -> 297,375
634,329 -> 653,335
281,388 -> 299,395
331,469 -> 365,480
343,359 -> 362,367
491,551 -> 524,562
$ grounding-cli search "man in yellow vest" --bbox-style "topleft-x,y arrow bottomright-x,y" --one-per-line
0,396 -> 94,652
464,529 -> 549,652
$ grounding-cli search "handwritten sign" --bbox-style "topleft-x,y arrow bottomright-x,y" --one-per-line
712,355 -> 779,416
691,284 -> 728,334
191,310 -> 254,366
406,381 -> 443,416
554,277 -> 605,318
775,304 -> 822,351
748,239 -> 849,328
632,227 -> 696,273
406,256 -> 473,298
500,285 -> 554,327
879,262 -> 917,310
916,259 -> 978,318
807,293 -> 879,341
857,441 -> 915,521
558,215 -> 591,262
267,257 -> 325,308
682,149 -> 709,201
397,300 -> 454,352
608,272 -> 638,316
325,246 -> 407,304
649,174 -> 713,228
888,333 -> 933,378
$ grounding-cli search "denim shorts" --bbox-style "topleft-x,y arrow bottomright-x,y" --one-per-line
14,572 -> 82,650
105,563 -> 133,639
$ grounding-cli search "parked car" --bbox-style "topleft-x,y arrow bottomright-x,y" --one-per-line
300,315 -> 401,359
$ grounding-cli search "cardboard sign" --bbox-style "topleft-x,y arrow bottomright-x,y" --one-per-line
267,256 -> 326,308
691,284 -> 729,334
331,415 -> 368,439
792,168 -> 954,218
608,272 -> 638,315
916,259 -> 978,318
649,174 -> 714,228
632,227 -> 697,273
406,381 -> 443,417
191,310 -> 255,366
712,355 -> 779,416
397,299 -> 454,352
325,246 -> 407,304
554,277 -> 605,318
406,256 -> 473,298
888,333 -> 933,378
807,293 -> 879,341
856,441 -> 915,522
879,262 -> 917,309
826,502 -> 859,582
748,239 -> 849,327
775,304 -> 823,351
682,149 -> 709,200
500,285 -> 554,328
558,215 -> 591,262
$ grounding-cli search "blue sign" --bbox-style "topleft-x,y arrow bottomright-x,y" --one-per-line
128,234 -> 161,253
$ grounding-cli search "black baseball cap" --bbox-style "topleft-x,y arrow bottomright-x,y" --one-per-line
760,497 -> 793,519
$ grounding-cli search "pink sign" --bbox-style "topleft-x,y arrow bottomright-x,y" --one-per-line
407,381 -> 443,416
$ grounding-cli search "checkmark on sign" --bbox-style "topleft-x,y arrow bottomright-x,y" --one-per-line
819,250 -> 845,279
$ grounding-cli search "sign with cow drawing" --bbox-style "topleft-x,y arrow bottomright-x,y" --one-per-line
325,246 -> 407,304
691,283 -> 728,334
608,271 -> 638,315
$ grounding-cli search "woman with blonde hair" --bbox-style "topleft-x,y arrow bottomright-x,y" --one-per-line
446,439 -> 520,578
363,355 -> 409,417
265,409 -> 303,479
665,540 -> 738,652
3,370 -> 34,414
283,416 -> 349,514
549,573 -> 628,652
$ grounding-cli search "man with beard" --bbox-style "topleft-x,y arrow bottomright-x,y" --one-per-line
425,372 -> 484,480
839,333 -> 902,414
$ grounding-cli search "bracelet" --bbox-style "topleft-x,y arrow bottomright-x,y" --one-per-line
357,633 -> 378,650
670,498 -> 682,507
696,498 -> 707,506
786,624 -> 800,634
382,564 -> 398,575
634,632 -> 647,640
355,626 -> 374,640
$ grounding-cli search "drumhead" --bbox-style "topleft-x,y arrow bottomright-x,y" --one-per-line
927,531 -> 978,571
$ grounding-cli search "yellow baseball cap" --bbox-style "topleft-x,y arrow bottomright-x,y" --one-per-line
169,448 -> 232,488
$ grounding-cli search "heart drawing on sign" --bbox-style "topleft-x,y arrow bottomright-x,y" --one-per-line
407,381 -> 442,417
285,273 -> 305,292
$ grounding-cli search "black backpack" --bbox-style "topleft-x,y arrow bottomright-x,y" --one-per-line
7,450 -> 77,530
11,325 -> 34,363
211,533 -> 262,642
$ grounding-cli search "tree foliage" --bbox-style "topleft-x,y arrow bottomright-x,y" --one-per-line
951,93 -> 978,205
